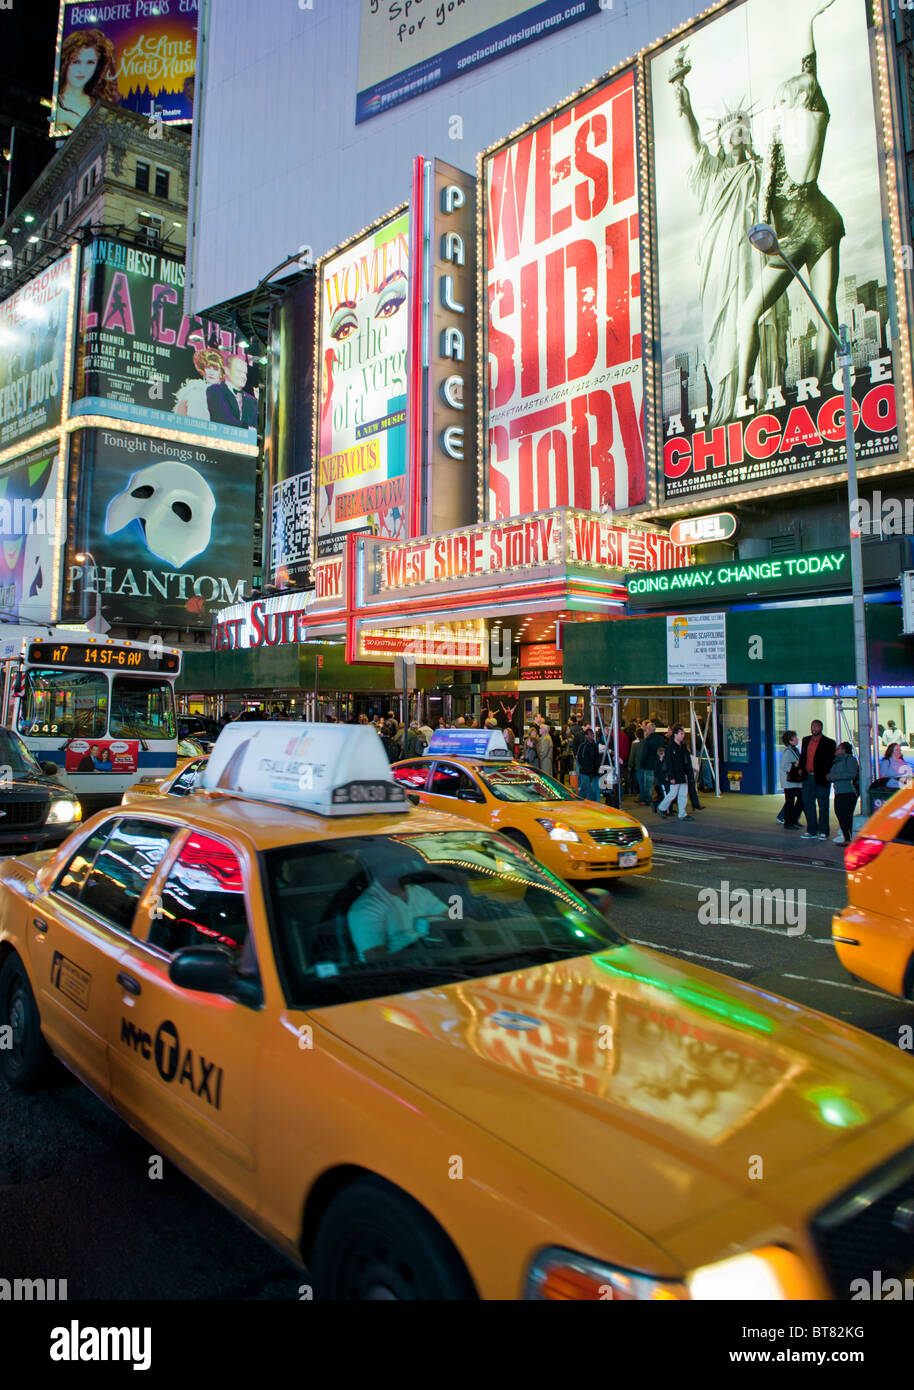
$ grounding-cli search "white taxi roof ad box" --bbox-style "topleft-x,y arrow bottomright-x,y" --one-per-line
202,722 -> 408,815
426,728 -> 511,760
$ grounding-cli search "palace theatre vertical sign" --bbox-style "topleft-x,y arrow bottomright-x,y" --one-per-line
483,68 -> 646,521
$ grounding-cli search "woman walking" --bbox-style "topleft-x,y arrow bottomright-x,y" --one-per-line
828,742 -> 859,846
778,730 -> 803,828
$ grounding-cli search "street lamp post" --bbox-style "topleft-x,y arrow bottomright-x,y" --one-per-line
746,223 -> 874,785
74,551 -> 102,632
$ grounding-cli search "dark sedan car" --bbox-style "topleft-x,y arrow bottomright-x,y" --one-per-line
0,727 -> 82,854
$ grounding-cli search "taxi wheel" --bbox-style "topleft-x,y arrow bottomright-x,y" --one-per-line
0,955 -> 52,1090
502,830 -> 532,854
310,1177 -> 476,1300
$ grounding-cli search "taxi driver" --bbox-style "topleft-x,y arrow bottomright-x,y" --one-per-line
348,869 -> 447,962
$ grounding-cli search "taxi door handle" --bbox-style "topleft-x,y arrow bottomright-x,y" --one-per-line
32,916 -> 48,934
117,972 -> 141,996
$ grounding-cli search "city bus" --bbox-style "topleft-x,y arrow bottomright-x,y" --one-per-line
0,627 -> 182,812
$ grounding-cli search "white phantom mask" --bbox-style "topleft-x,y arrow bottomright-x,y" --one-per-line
105,461 -> 216,568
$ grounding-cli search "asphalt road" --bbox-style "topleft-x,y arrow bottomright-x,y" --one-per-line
2,843 -> 913,1298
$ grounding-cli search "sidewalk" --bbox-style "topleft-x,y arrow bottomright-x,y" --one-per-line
616,790 -> 852,865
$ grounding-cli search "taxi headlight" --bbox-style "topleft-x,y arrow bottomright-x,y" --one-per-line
47,797 -> 80,825
638,822 -> 650,839
535,819 -> 580,843
687,1248 -> 812,1300
525,1248 -> 687,1300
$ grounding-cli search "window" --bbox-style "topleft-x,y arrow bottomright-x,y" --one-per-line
58,819 -> 176,932
390,762 -> 430,790
148,833 -> 250,959
81,174 -> 89,200
56,825 -> 113,905
90,164 -> 98,189
263,832 -> 623,1008
0,727 -> 47,779
62,195 -> 70,219
429,761 -> 481,799
479,767 -> 577,803
168,759 -> 207,796
154,167 -> 169,199
110,677 -> 176,740
135,160 -> 150,192
51,209 -> 59,232
18,669 -> 108,739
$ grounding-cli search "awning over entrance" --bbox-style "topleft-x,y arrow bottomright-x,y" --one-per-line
564,603 -> 913,687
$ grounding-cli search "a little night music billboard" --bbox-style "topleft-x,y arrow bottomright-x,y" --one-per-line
483,66 -> 645,521
648,0 -> 900,501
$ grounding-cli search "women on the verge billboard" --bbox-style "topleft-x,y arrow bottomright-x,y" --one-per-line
648,0 -> 899,501
482,67 -> 646,522
314,210 -> 410,559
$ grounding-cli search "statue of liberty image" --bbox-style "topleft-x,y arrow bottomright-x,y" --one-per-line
669,46 -> 783,423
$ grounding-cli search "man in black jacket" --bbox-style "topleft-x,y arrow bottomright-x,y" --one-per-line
640,722 -> 666,807
655,725 -> 694,820
799,718 -> 837,839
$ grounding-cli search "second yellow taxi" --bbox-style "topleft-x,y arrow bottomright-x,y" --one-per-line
392,728 -> 651,880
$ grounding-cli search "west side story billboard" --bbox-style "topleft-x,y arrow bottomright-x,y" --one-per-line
51,0 -> 198,135
648,0 -> 899,501
482,67 -> 646,520
314,210 -> 410,559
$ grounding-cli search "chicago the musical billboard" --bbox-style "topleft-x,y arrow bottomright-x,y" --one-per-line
648,0 -> 899,501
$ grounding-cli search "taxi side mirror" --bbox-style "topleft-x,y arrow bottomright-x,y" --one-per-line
169,947 -> 262,1007
40,762 -> 59,777
405,792 -> 420,805
457,788 -> 485,803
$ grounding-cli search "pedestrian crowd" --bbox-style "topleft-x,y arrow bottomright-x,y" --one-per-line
778,718 -> 911,845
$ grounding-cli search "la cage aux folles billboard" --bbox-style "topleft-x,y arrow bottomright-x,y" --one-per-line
315,209 -> 410,559
0,253 -> 74,454
73,239 -> 260,446
65,428 -> 255,630
482,66 -> 646,522
51,0 -> 198,135
648,0 -> 899,502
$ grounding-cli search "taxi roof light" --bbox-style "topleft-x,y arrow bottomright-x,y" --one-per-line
200,722 -> 409,817
426,728 -> 511,761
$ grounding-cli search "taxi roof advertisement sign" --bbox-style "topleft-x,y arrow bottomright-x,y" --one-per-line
647,0 -> 900,502
482,66 -> 646,521
51,0 -> 198,136
201,723 -> 408,816
315,210 -> 411,560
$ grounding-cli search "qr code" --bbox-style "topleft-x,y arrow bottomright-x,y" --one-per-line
270,473 -> 312,573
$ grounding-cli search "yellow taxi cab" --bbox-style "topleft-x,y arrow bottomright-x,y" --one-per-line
832,783 -> 914,998
122,753 -> 209,804
3,722 -> 914,1301
391,728 -> 651,881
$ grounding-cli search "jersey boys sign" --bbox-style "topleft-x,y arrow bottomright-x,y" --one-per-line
648,0 -> 898,500
483,68 -> 645,520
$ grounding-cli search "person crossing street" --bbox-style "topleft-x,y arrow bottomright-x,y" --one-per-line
655,725 -> 694,821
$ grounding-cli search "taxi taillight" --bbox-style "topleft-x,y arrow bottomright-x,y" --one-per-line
844,837 -> 886,873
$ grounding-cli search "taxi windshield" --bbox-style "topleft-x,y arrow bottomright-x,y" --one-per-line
478,766 -> 578,803
263,830 -> 623,1007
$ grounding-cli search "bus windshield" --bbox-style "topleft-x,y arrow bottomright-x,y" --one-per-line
110,677 -> 176,740
18,669 -> 108,739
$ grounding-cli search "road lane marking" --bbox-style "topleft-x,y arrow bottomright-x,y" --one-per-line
629,939 -> 751,970
780,972 -> 914,1002
649,873 -> 842,914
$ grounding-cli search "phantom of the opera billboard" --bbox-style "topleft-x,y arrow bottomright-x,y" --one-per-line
648,0 -> 899,501
0,254 -> 74,455
315,210 -> 410,560
51,0 -> 198,135
73,239 -> 260,446
64,428 -> 255,630
482,66 -> 646,521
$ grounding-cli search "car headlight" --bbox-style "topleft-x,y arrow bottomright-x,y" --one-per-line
687,1247 -> 814,1300
535,819 -> 580,843
637,822 -> 650,839
526,1248 -> 686,1300
47,797 -> 80,825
